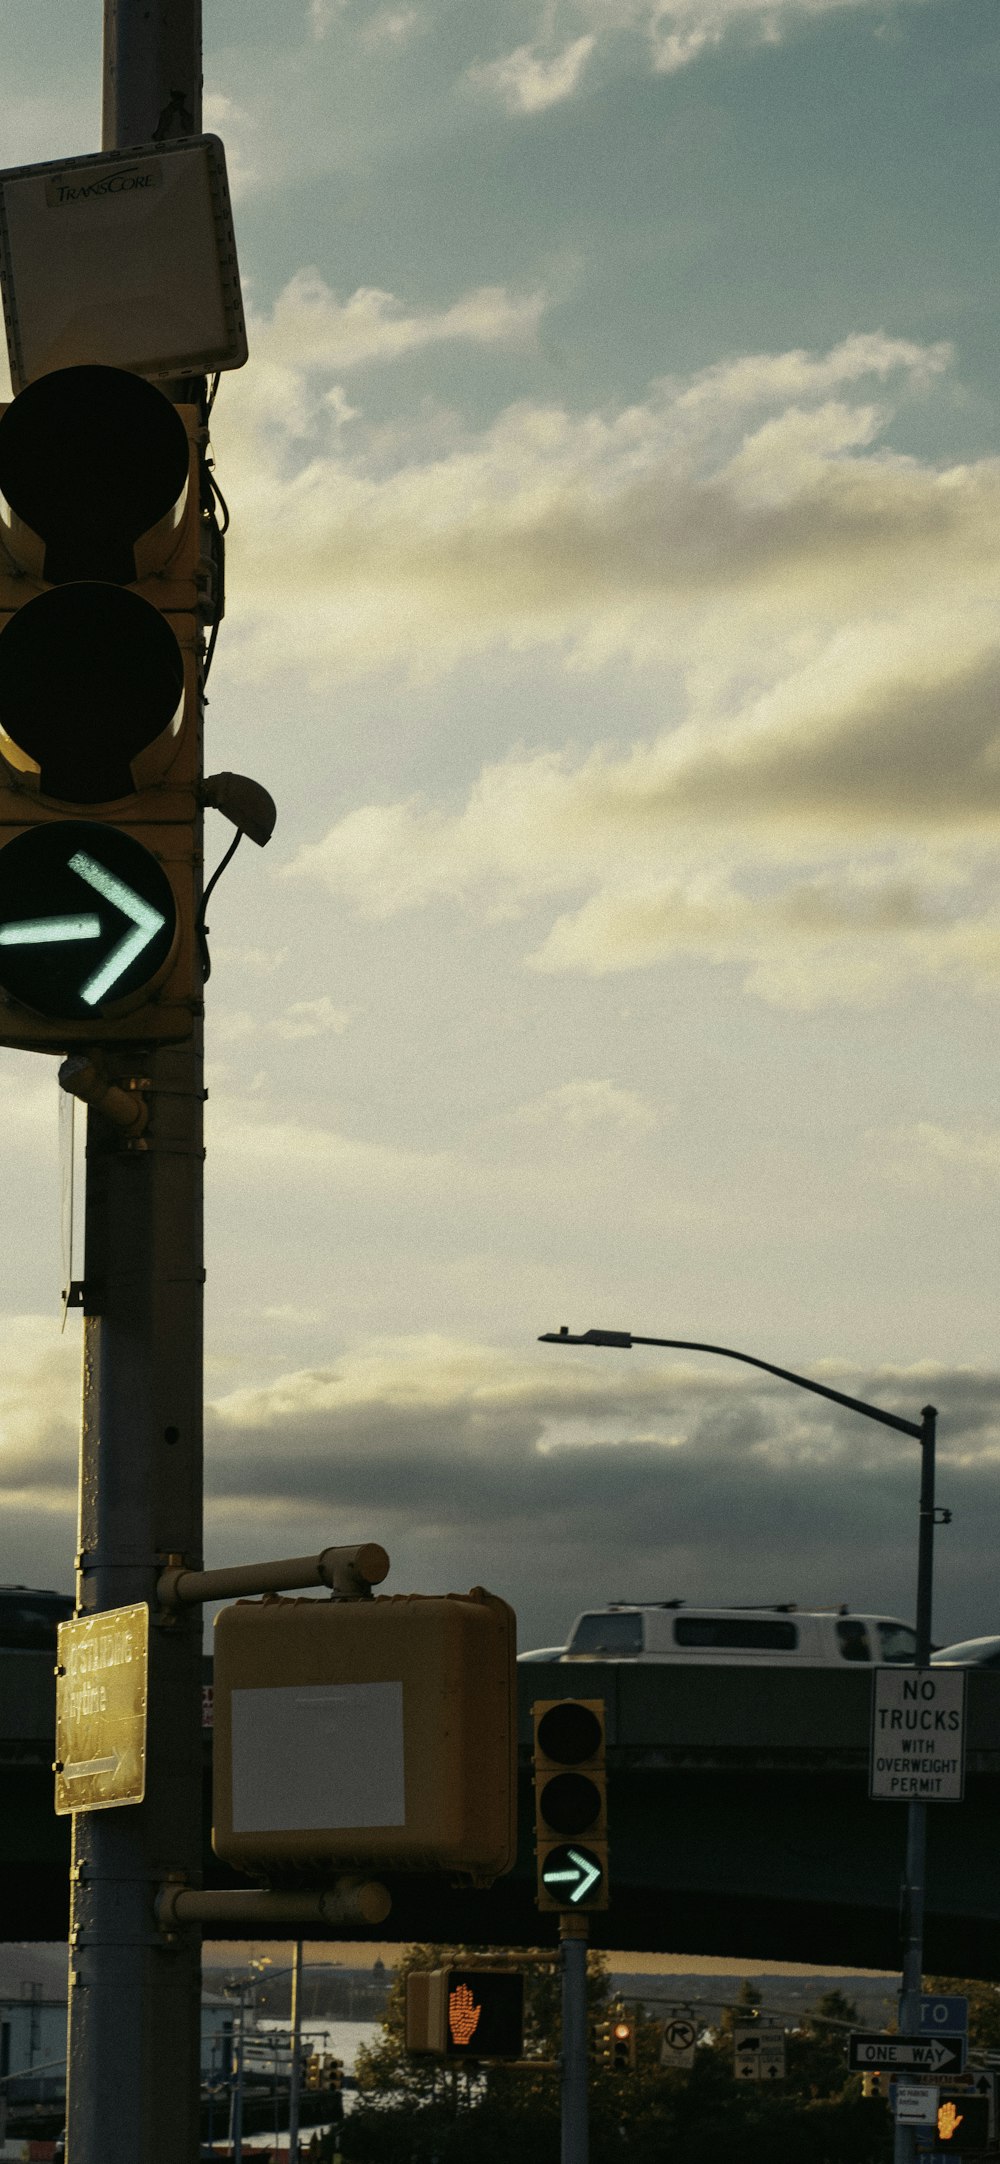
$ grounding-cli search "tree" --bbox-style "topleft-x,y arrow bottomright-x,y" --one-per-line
347,1958 -> 895,2164
349,1943 -> 612,2164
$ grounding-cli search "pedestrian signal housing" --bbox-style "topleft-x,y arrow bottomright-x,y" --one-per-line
212,1587 -> 517,1882
533,1697 -> 608,1911
0,363 -> 206,1050
934,2090 -> 990,2148
405,1969 -> 524,2060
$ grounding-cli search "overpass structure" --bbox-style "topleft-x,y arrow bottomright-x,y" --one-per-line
4,1652 -> 999,1975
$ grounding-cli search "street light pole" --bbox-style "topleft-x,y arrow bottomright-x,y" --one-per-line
893,1402 -> 936,2164
539,1326 -> 941,2164
289,1940 -> 303,2164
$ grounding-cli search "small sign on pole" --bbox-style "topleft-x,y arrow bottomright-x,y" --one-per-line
660,2015 -> 697,2070
895,2082 -> 938,2126
919,1993 -> 968,2036
55,1602 -> 148,1814
733,2025 -> 785,2082
870,1668 -> 966,1801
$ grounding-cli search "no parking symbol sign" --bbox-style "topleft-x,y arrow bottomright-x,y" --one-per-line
660,2015 -> 697,2069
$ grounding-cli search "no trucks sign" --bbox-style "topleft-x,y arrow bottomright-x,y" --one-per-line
869,1667 -> 966,1801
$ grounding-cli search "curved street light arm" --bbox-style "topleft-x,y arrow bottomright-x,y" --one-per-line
539,1327 -> 929,1440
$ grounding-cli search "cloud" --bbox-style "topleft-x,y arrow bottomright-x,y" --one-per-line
468,0 -> 934,112
215,997 -> 353,1044
201,1336 -> 1000,1646
310,0 -> 350,37
207,1094 -> 452,1197
1,1320 -> 992,1645
244,269 -> 546,381
527,865 -> 1000,1006
877,1123 -> 1000,1191
243,325 -> 1000,1006
511,1077 -> 661,1134
202,92 -> 260,202
469,35 -> 597,114
216,326 -> 967,684
359,5 -> 424,46
0,1314 -> 79,1503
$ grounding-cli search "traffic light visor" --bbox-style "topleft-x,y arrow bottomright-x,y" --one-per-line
535,1768 -> 602,1834
0,584 -> 185,801
536,1701 -> 602,1763
0,365 -> 190,584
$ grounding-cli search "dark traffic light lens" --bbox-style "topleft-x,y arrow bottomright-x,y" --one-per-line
0,365 -> 190,584
0,584 -> 184,802
538,1770 -> 602,1834
536,1701 -> 602,1765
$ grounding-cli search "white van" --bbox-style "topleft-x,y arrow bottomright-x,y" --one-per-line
556,1603 -> 917,1667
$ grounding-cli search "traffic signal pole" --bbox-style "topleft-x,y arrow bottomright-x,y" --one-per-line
65,9 -> 207,2161
102,0 -> 203,150
560,1915 -> 589,2164
894,1405 -> 938,2164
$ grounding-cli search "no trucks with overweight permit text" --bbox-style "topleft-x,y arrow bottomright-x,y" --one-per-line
869,1667 -> 965,1802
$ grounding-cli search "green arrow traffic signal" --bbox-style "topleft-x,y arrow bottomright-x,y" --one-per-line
0,823 -> 176,1018
540,1842 -> 605,1905
0,363 -> 203,1051
533,1697 -> 609,1911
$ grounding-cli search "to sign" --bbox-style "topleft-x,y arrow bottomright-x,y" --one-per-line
55,1602 -> 148,1814
660,2015 -> 697,2069
920,1994 -> 968,2036
848,2033 -> 966,2076
870,1668 -> 966,1801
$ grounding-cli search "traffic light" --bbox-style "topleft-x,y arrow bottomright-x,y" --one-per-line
304,2053 -> 321,2091
860,2072 -> 885,2099
405,1969 -> 524,2059
611,2018 -> 636,2073
591,2018 -> 613,2068
533,1697 -> 608,1911
0,362 -> 206,1051
934,2090 -> 990,2148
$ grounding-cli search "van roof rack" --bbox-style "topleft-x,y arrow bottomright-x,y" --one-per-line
603,1600 -> 860,1615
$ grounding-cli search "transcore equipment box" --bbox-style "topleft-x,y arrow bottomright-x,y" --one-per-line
212,1587 -> 517,1884
0,136 -> 247,388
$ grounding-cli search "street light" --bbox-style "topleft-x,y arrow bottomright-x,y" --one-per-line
539,1324 -> 942,2164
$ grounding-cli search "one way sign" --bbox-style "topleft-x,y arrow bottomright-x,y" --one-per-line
848,2032 -> 966,2076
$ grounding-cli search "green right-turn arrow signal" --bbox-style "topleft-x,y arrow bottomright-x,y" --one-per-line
541,1843 -> 604,1903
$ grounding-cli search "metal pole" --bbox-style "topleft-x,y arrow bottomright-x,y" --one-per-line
65,13 -> 206,2164
289,1941 -> 303,2164
229,1988 -> 245,2164
102,0 -> 202,148
560,1916 -> 589,2164
894,1405 -> 937,2164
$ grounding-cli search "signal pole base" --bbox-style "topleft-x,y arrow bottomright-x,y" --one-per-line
560,1914 -> 589,2164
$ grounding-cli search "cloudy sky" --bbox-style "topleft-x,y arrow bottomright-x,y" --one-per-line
0,0 -> 998,1652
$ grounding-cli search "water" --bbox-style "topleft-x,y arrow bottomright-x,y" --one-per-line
236,2016 -> 382,2152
